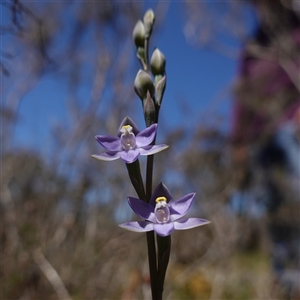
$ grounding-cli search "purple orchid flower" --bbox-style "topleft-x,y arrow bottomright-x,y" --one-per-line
119,183 -> 210,237
91,117 -> 168,164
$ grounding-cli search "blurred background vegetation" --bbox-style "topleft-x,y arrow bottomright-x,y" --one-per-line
1,0 -> 299,299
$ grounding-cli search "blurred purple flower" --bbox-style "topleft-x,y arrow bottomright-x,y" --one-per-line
119,183 -> 210,237
92,117 -> 168,164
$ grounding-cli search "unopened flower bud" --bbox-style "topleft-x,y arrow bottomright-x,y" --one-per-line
132,20 -> 145,48
150,48 -> 166,76
155,74 -> 166,107
143,91 -> 156,126
134,70 -> 155,100
143,9 -> 155,38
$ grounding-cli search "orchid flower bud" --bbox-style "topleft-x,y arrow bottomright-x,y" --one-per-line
132,20 -> 145,48
143,9 -> 155,38
150,48 -> 166,76
143,91 -> 156,126
134,70 -> 155,100
155,74 -> 166,107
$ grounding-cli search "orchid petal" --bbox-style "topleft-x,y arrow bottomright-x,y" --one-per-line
127,197 -> 156,222
119,149 -> 140,163
119,221 -> 154,233
91,152 -> 120,161
174,218 -> 210,230
95,135 -> 121,151
139,144 -> 169,156
135,124 -> 157,147
118,117 -> 140,136
150,182 -> 173,207
153,222 -> 174,237
170,193 -> 195,221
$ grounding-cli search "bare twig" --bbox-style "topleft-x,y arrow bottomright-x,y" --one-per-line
33,249 -> 72,300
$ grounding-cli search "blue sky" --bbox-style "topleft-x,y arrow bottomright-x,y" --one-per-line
8,2 -> 257,151
154,3 -> 256,132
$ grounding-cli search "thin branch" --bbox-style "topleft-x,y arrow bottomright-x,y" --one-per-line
33,249 -> 72,300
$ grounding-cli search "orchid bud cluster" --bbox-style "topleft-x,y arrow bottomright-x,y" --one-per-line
133,10 -> 166,126
92,9 -> 210,300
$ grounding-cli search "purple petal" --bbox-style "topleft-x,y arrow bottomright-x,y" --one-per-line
135,124 -> 157,147
95,135 -> 121,151
127,197 -> 156,222
174,218 -> 210,230
91,152 -> 120,161
119,149 -> 140,163
139,144 -> 169,156
153,222 -> 174,237
118,117 -> 140,136
150,183 -> 173,207
169,193 -> 195,221
119,221 -> 154,233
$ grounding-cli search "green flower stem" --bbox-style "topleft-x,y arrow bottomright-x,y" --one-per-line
145,153 -> 160,300
146,145 -> 170,300
146,152 -> 169,300
157,234 -> 171,297
146,231 -> 159,300
126,160 -> 146,200
146,154 -> 154,202
126,158 -> 158,299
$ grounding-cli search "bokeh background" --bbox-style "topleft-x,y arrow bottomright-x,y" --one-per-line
1,1 -> 299,299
